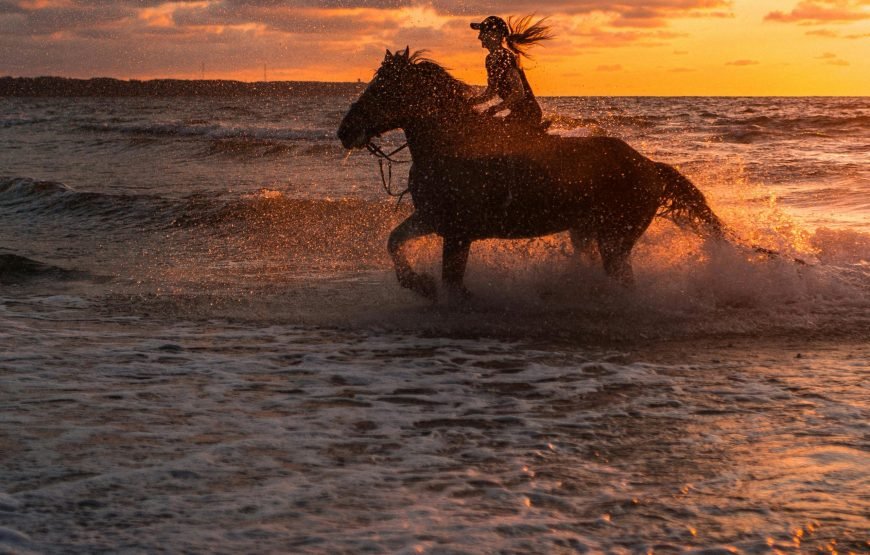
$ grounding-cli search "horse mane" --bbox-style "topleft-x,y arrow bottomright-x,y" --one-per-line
400,51 -> 486,133
407,52 -> 474,103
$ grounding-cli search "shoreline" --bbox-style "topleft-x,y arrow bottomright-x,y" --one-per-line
0,76 -> 366,97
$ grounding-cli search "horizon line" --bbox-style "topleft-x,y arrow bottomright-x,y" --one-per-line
1,75 -> 866,98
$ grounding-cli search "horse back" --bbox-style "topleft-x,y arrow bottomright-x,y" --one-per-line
408,134 -> 664,239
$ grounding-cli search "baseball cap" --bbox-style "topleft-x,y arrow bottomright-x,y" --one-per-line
470,16 -> 509,36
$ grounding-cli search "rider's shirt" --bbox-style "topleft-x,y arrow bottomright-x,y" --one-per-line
485,48 -> 542,127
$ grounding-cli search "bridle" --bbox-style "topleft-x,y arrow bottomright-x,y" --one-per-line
352,69 -> 417,207
365,139 -> 411,207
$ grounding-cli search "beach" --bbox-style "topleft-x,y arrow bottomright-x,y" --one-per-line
1,92 -> 868,553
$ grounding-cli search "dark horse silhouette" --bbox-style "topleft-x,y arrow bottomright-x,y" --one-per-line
338,48 -> 727,301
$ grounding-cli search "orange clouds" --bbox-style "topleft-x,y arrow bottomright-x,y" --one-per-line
138,3 -> 195,28
18,0 -> 73,8
765,0 -> 869,23
0,0 -> 867,94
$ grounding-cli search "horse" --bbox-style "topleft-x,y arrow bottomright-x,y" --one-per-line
338,48 -> 727,302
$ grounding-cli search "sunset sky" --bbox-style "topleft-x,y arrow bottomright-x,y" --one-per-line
0,1 -> 868,95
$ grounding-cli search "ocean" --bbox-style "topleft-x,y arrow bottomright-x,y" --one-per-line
1,93 -> 868,553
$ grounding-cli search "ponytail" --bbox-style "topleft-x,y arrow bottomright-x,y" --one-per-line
505,16 -> 554,59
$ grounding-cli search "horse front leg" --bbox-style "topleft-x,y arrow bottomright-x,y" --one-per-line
442,236 -> 472,304
388,211 -> 438,300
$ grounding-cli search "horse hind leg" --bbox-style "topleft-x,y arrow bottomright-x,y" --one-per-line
597,222 -> 653,287
569,228 -> 600,265
598,236 -> 635,286
388,212 -> 437,300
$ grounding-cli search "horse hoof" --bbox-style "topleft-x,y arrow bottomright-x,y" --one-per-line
410,273 -> 438,301
445,285 -> 473,307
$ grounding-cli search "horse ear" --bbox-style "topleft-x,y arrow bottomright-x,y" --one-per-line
402,46 -> 410,59
385,49 -> 393,60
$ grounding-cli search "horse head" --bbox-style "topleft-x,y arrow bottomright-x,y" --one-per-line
338,48 -> 470,150
338,48 -> 418,149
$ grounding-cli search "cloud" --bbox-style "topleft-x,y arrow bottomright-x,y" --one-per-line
726,59 -> 759,66
175,5 -> 403,35
818,51 -> 851,65
4,0 -> 736,34
269,0 -> 735,19
765,1 -> 870,24
806,28 -> 840,36
806,27 -> 870,37
567,25 -> 686,48
0,1 -> 26,13
1,5 -> 695,84
14,0 -> 866,85
512,0 -> 734,29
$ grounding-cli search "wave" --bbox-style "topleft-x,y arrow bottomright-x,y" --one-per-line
551,111 -> 869,144
205,138 -> 300,158
546,112 -> 870,146
107,218 -> 870,343
715,114 -> 869,129
78,121 -> 333,142
201,138 -> 345,158
810,227 -> 870,265
0,253 -> 91,284
0,177 -> 175,229
0,178 -> 401,250
716,125 -> 769,144
173,191 -> 405,268
1,115 -> 50,128
546,113 -> 664,135
3,179 -> 868,341
5,177 -> 869,265
713,114 -> 869,143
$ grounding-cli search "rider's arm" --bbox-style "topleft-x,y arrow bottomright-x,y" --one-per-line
483,67 -> 524,116
470,86 -> 497,105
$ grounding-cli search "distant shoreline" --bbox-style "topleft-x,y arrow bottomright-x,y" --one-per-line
1,77 -> 858,98
0,76 -> 368,97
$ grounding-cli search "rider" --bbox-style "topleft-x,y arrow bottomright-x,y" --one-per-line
469,15 -> 552,134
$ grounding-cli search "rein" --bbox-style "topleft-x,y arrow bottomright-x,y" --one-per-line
366,140 -> 411,207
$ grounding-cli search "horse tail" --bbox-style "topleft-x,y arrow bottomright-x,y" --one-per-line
655,162 -> 726,240
654,163 -> 810,264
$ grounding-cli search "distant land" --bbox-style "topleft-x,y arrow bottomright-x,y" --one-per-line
0,76 -> 367,97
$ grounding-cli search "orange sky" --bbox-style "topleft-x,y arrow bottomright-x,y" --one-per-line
0,0 -> 868,95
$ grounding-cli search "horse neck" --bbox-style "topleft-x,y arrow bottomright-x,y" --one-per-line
403,97 -> 484,160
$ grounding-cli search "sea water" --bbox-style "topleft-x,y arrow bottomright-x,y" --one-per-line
0,94 -> 867,553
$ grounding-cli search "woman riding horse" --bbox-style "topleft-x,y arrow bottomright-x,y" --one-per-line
338,49 -> 728,303
470,16 -> 552,135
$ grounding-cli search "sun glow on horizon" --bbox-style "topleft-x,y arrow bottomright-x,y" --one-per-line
1,0 -> 867,95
